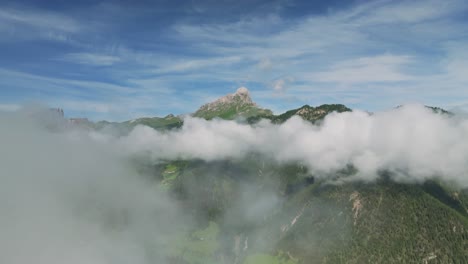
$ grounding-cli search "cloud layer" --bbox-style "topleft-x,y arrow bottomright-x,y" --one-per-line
2,0 -> 468,119
0,112 -> 186,264
120,104 -> 468,186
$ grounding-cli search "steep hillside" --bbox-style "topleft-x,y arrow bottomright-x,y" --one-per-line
148,158 -> 468,264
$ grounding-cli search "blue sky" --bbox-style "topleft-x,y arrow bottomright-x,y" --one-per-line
1,0 -> 468,121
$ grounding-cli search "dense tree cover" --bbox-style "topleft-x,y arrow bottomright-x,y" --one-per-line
147,158 -> 468,263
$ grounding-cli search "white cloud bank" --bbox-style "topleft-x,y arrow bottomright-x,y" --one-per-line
120,104 -> 468,186
310,55 -> 413,84
0,112 -> 185,264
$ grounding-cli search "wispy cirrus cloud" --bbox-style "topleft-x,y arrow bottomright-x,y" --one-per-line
123,0 -> 468,112
60,53 -> 121,66
0,7 -> 81,42
0,68 -> 133,95
1,0 -> 468,118
152,56 -> 243,74
309,55 -> 414,84
0,8 -> 80,32
0,68 -> 186,120
357,0 -> 465,24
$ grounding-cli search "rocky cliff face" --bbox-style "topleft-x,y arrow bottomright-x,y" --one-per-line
195,87 -> 255,112
193,87 -> 272,120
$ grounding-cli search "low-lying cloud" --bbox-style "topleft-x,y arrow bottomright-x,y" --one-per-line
0,112 -> 186,264
120,104 -> 468,186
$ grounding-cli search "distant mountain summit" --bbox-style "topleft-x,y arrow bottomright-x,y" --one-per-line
247,104 -> 352,124
193,87 -> 272,120
273,104 -> 352,123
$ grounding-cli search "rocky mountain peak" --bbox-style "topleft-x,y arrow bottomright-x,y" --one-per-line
196,87 -> 255,112
193,87 -> 272,119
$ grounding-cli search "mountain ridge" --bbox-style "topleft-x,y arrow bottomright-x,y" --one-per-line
61,88 -> 452,132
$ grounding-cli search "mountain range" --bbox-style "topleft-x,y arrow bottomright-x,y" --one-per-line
88,88 -> 356,132
58,89 -> 466,263
84,88 -> 451,133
